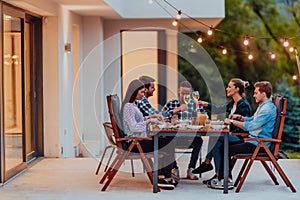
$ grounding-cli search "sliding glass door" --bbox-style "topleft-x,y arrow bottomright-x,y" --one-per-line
2,7 -> 26,180
1,4 -> 43,183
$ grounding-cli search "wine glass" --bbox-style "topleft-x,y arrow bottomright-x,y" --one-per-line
192,91 -> 200,109
192,91 -> 200,101
184,94 -> 191,104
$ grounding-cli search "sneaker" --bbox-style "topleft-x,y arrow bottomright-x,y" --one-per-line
203,174 -> 217,185
158,179 -> 175,190
192,162 -> 213,174
170,179 -> 178,187
210,178 -> 234,190
187,168 -> 199,180
171,168 -> 180,181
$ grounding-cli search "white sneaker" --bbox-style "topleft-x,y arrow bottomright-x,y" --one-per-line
210,178 -> 234,190
186,168 -> 199,180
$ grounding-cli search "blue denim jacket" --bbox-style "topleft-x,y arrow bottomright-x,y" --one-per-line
244,98 -> 277,147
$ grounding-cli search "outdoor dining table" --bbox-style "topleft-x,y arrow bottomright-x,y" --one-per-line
152,126 -> 230,194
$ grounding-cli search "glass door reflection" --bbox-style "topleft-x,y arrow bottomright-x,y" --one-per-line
3,14 -> 24,172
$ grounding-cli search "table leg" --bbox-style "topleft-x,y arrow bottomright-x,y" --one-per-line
223,133 -> 229,194
153,134 -> 159,193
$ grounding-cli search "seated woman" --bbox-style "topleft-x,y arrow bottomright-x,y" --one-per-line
121,79 -> 177,190
192,78 -> 252,188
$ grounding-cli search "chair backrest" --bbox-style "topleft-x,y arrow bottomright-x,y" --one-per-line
270,96 -> 287,158
102,122 -> 116,147
106,94 -> 127,150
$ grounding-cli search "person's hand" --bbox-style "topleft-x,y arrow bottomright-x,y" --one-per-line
229,114 -> 242,121
198,100 -> 208,107
150,113 -> 164,121
224,118 -> 231,125
180,104 -> 188,111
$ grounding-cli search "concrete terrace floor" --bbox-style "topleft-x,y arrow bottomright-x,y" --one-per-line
0,154 -> 299,200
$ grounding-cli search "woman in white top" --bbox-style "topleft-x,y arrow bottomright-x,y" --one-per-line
121,79 -> 177,190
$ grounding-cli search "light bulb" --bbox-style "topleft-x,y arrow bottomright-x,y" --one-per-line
248,54 -> 254,60
172,20 -> 178,26
197,36 -> 203,43
148,0 -> 154,4
289,47 -> 294,52
222,49 -> 228,55
292,75 -> 297,80
243,35 -> 249,46
207,29 -> 213,36
270,52 -> 276,60
207,26 -> 213,36
176,10 -> 182,19
283,38 -> 289,47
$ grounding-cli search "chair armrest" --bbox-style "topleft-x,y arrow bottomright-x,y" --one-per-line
243,137 -> 281,143
116,137 -> 152,142
231,132 -> 249,138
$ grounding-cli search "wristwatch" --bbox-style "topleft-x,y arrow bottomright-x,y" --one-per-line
230,119 -> 234,125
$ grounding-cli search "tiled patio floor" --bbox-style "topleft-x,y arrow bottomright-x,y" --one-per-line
0,154 -> 299,200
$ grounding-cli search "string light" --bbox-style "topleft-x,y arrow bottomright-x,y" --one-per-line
222,48 -> 228,55
172,19 -> 178,26
283,38 -> 289,47
197,36 -> 203,43
269,52 -> 276,60
207,26 -> 213,36
176,10 -> 182,19
292,75 -> 298,80
155,0 -> 299,75
243,35 -> 250,46
248,53 -> 254,60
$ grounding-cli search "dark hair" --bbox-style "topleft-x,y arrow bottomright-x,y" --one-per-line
254,81 -> 272,98
230,78 -> 250,96
121,79 -> 144,115
180,80 -> 192,88
139,75 -> 155,89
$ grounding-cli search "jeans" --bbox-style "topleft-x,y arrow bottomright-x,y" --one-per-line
174,136 -> 203,169
206,134 -> 242,173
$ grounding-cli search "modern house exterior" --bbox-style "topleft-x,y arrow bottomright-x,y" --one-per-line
0,0 -> 225,183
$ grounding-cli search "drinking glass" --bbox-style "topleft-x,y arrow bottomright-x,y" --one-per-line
184,94 -> 191,104
192,91 -> 200,102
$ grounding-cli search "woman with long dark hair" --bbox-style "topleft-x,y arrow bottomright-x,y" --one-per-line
121,79 -> 177,190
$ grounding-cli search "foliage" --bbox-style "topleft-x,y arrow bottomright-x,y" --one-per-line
178,0 -> 300,152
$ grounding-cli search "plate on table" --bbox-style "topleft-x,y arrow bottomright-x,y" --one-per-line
157,123 -> 173,129
187,125 -> 204,130
210,120 -> 224,125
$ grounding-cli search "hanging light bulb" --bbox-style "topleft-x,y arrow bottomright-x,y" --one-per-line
222,48 -> 228,55
248,53 -> 254,60
289,47 -> 295,52
197,36 -> 203,43
269,52 -> 276,60
283,38 -> 289,47
148,0 -> 154,4
172,19 -> 178,26
292,75 -> 298,80
207,26 -> 213,36
176,10 -> 182,19
243,35 -> 249,46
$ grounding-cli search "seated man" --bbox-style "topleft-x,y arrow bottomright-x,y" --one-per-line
211,81 -> 277,190
162,80 -> 203,180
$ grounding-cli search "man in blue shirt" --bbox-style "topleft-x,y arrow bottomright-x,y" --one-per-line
211,81 -> 277,190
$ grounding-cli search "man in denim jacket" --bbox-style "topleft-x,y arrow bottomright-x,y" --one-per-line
211,81 -> 276,189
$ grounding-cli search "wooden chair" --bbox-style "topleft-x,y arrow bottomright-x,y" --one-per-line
99,94 -> 162,191
95,122 -> 135,176
232,96 -> 296,193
